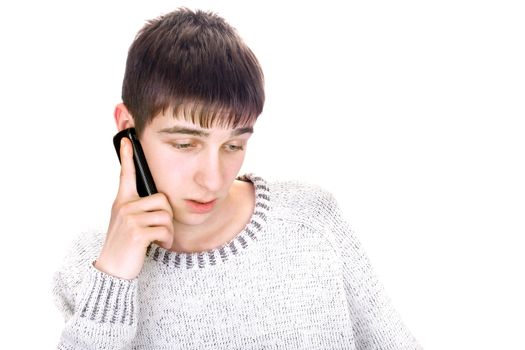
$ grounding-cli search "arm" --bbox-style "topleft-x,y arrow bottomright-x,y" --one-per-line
53,137 -> 173,349
325,193 -> 422,349
54,260 -> 138,350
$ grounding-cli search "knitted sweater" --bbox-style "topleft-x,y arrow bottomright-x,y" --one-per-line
53,173 -> 422,349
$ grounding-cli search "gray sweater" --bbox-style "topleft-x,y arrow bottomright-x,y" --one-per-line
53,173 -> 422,349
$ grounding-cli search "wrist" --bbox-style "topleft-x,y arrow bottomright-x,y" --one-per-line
94,258 -> 138,281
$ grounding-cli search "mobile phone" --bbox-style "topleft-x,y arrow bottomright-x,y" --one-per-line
113,128 -> 158,197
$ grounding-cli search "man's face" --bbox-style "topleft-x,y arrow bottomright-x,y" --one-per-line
138,112 -> 254,227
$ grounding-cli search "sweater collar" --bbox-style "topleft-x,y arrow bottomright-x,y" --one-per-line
145,173 -> 270,269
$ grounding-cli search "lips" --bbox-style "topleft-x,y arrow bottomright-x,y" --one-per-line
190,199 -> 216,204
184,199 -> 217,213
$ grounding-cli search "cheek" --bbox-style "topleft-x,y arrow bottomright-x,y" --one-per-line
148,155 -> 191,207
147,151 -> 188,187
229,153 -> 246,173
143,144 -> 247,191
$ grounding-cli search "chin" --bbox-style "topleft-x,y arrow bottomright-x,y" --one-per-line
173,211 -> 213,226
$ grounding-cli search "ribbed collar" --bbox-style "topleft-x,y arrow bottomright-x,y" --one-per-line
145,173 -> 270,269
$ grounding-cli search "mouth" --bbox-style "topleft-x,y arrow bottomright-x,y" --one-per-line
189,199 -> 216,204
184,199 -> 217,213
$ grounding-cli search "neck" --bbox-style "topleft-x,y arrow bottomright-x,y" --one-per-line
168,180 -> 254,253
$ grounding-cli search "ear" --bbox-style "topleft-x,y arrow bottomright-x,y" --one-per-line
114,103 -> 135,131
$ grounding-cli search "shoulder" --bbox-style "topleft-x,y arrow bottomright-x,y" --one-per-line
52,230 -> 105,317
262,175 -> 355,255
269,177 -> 335,204
56,230 -> 105,275
265,176 -> 340,227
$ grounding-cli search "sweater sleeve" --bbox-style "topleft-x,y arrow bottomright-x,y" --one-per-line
324,192 -> 423,350
52,232 -> 138,349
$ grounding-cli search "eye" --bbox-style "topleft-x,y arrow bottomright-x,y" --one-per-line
172,143 -> 194,150
225,144 -> 244,152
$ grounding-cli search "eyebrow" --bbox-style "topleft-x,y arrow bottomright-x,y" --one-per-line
158,126 -> 254,137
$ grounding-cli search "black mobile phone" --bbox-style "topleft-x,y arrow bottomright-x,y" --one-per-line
113,128 -> 158,197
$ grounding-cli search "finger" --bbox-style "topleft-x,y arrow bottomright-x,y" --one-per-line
144,226 -> 174,250
145,193 -> 174,217
117,137 -> 139,200
123,193 -> 174,217
134,210 -> 174,232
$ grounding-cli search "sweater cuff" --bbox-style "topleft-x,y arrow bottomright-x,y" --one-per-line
76,262 -> 138,326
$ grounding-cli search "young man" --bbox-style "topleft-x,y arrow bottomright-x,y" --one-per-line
53,8 -> 422,349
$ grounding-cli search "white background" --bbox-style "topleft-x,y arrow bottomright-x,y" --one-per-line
1,0 -> 524,348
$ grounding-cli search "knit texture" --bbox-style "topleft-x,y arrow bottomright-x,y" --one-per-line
53,173 -> 422,349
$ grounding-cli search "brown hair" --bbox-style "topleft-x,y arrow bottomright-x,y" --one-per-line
122,8 -> 265,136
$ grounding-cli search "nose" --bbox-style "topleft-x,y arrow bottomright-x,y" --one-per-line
194,150 -> 224,193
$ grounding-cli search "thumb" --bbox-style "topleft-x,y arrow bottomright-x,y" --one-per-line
117,137 -> 139,200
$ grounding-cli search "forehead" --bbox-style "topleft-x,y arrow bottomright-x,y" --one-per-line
150,112 -> 255,140
166,102 -> 256,129
150,103 -> 256,132
152,112 -> 254,131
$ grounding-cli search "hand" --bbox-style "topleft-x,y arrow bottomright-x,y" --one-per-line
95,137 -> 174,280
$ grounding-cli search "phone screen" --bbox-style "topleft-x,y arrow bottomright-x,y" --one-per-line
113,128 -> 158,197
